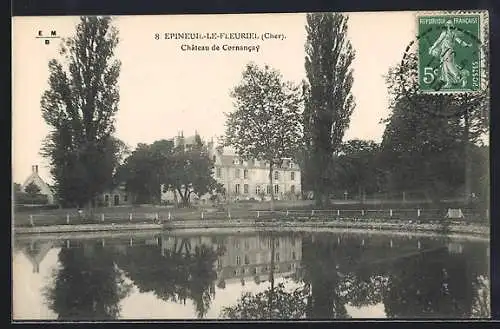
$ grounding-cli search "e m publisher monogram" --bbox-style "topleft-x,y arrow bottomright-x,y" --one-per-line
35,30 -> 60,45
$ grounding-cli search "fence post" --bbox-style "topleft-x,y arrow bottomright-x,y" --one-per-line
390,209 -> 393,217
66,213 -> 70,224
361,239 -> 365,246
417,209 -> 421,217
337,236 -> 340,244
101,213 -> 105,222
29,215 -> 34,226
257,211 -> 260,218
228,210 -> 231,220
361,210 -> 365,216
417,240 -> 421,249
201,211 -> 204,220
168,212 -> 172,220
286,210 -> 289,217
102,239 -> 105,247
311,210 -> 315,216
390,239 -> 393,248
129,213 -> 132,221
337,209 -> 340,216
66,240 -> 70,248
130,237 -> 133,246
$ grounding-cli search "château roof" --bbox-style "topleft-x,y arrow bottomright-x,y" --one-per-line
216,154 -> 300,171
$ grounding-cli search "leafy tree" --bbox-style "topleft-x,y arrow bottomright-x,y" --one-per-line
303,12 -> 356,207
117,140 -> 173,204
224,63 -> 303,210
40,16 -> 122,209
164,135 -> 222,207
333,139 -> 382,200
381,53 -> 489,204
24,182 -> 41,198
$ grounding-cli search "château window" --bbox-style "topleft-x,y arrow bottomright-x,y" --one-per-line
244,255 -> 250,265
274,184 -> 279,194
243,169 -> 248,179
124,194 -> 128,202
291,171 -> 295,181
235,184 -> 240,194
266,185 -> 271,195
213,155 -> 216,163
255,185 -> 261,194
236,256 -> 241,265
274,171 -> 279,180
216,167 -> 222,178
235,168 -> 240,178
290,185 -> 295,194
292,251 -> 296,260
276,252 -> 280,262
243,184 -> 249,194
289,162 -> 294,169
104,195 -> 109,203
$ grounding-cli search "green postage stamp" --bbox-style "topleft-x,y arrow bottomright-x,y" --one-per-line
417,12 -> 487,93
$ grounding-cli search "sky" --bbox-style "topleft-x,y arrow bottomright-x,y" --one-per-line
12,12 -> 417,184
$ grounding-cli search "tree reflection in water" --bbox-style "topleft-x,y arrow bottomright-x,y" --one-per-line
220,233 -> 309,320
114,235 -> 223,319
37,233 -> 489,320
383,242 -> 490,319
220,282 -> 309,319
43,240 -> 132,320
221,233 -> 490,320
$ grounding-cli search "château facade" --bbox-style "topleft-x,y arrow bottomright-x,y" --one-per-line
208,142 -> 302,202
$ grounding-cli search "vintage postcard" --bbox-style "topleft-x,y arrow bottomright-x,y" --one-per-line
12,11 -> 490,321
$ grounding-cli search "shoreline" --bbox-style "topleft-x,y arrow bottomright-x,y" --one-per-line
13,220 -> 489,241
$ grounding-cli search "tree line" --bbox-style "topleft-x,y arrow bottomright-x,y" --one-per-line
39,14 -> 489,211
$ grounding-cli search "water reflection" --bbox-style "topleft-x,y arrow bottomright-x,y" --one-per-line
12,231 -> 490,320
43,240 -> 132,320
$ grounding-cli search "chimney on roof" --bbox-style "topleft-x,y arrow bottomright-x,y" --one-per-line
32,165 -> 38,174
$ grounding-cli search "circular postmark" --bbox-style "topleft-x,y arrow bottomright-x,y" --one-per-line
395,12 -> 489,118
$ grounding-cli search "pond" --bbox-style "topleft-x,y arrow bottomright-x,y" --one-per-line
12,230 -> 490,320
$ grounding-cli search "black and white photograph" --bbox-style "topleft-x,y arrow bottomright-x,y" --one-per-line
12,11 -> 490,320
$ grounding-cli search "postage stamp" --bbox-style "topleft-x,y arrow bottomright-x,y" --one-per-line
417,13 -> 485,94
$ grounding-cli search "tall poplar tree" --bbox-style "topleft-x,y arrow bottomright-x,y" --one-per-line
303,13 -> 356,206
40,16 -> 122,209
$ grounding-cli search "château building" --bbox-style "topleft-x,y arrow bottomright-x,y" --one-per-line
160,133 -> 302,204
208,141 -> 302,202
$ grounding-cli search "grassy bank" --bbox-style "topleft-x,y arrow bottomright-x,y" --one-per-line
13,218 -> 489,239
13,200 -> 488,228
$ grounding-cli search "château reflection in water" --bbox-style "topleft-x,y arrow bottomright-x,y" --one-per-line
12,231 -> 490,320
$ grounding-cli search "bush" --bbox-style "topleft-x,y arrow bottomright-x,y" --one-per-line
14,192 -> 48,205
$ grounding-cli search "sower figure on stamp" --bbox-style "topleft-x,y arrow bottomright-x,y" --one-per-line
428,19 -> 472,88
